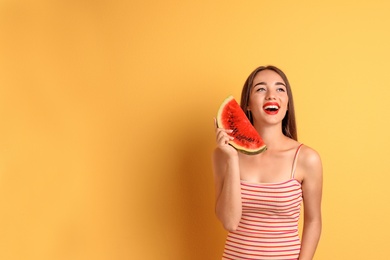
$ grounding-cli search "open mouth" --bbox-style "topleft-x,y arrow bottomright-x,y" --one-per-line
263,103 -> 280,115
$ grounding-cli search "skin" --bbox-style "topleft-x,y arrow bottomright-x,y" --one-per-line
213,69 -> 323,260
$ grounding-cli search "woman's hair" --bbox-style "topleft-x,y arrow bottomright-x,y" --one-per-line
240,65 -> 298,141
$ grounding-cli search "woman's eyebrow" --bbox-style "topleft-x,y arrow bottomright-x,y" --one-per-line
253,81 -> 286,87
275,82 -> 286,86
253,82 -> 266,87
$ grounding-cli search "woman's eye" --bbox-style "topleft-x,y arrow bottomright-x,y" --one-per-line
277,88 -> 286,92
256,87 -> 266,92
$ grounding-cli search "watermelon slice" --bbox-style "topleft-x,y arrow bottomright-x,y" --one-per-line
216,95 -> 267,155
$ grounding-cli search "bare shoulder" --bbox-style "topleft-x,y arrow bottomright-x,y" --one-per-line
300,145 -> 322,166
299,145 -> 323,179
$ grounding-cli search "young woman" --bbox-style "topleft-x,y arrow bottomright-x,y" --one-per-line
213,65 -> 322,260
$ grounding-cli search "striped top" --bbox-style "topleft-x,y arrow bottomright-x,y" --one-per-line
222,145 -> 303,260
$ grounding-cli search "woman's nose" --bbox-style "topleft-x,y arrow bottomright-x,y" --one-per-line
265,90 -> 276,100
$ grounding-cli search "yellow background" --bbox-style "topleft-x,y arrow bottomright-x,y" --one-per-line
1,1 -> 389,259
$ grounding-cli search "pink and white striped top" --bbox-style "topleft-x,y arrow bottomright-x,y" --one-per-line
222,145 -> 303,260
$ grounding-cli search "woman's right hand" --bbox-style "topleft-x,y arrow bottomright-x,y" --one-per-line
214,118 -> 238,157
213,118 -> 242,231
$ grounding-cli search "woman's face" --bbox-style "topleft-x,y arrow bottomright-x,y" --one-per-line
248,69 -> 289,126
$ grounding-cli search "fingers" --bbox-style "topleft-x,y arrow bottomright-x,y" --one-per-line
213,118 -> 235,144
215,129 -> 234,146
217,133 -> 234,145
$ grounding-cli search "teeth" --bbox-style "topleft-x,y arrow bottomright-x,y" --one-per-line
264,105 -> 279,110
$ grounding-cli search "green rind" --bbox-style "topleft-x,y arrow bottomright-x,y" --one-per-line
235,145 -> 267,155
216,95 -> 266,155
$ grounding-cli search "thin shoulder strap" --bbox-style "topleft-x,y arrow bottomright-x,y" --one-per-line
291,144 -> 304,179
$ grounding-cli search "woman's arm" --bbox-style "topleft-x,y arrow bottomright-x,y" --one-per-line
298,147 -> 323,260
212,120 -> 242,231
212,149 -> 242,231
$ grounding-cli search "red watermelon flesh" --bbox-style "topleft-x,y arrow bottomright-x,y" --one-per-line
217,95 -> 267,155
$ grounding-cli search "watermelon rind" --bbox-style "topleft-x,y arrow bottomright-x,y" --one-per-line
216,95 -> 267,155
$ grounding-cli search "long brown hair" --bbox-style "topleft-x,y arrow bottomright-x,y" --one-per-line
240,65 -> 298,140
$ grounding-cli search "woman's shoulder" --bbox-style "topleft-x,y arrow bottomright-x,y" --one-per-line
300,144 -> 321,162
299,144 -> 323,175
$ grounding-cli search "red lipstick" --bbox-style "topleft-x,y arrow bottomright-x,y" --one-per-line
263,102 -> 280,115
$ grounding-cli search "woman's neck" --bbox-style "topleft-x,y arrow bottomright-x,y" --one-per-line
254,123 -> 289,150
